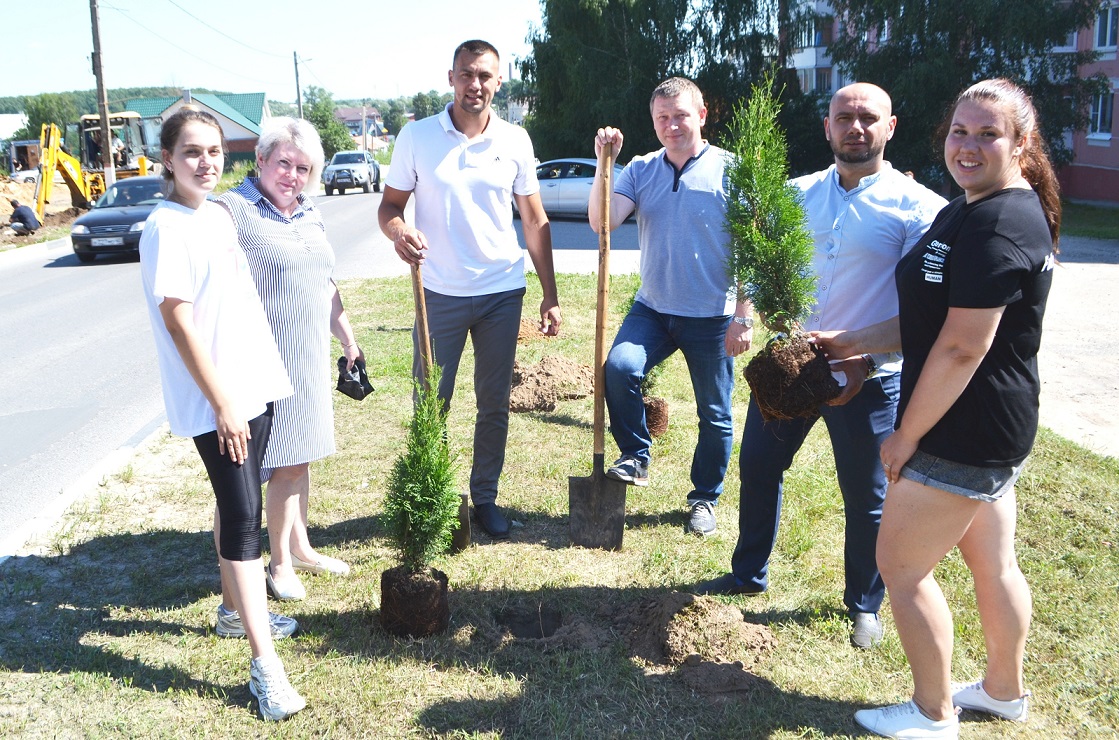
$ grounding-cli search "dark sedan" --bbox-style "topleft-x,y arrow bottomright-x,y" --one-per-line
70,176 -> 165,263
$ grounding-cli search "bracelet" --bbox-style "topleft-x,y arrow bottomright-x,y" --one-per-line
861,353 -> 878,378
343,342 -> 357,349
732,315 -> 754,328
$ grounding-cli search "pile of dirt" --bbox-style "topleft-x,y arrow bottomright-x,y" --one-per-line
517,318 -> 552,343
619,591 -> 776,667
0,178 -> 38,215
509,355 -> 594,412
1,176 -> 83,248
618,591 -> 775,697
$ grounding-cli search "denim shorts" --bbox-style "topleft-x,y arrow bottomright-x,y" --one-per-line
900,449 -> 1023,503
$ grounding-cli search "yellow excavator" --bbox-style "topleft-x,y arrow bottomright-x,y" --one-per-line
34,112 -> 152,221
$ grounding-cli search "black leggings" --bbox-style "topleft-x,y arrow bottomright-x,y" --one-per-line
193,405 -> 273,561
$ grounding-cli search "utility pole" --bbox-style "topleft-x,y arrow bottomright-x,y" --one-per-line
361,101 -> 367,152
294,52 -> 304,119
89,0 -> 116,187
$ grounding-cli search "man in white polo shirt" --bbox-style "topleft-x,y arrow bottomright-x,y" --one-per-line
378,39 -> 561,540
590,77 -> 755,538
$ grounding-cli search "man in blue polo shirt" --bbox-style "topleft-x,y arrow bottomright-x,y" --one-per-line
589,77 -> 755,537
695,83 -> 947,649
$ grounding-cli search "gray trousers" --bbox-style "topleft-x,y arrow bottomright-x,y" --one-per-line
413,287 -> 525,505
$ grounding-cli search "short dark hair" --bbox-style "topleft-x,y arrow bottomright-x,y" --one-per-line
650,77 -> 705,113
9,199 -> 18,208
453,39 -> 499,67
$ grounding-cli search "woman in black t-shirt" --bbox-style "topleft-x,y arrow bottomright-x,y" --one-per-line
816,79 -> 1059,738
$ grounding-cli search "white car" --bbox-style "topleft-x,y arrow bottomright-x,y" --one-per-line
9,168 -> 38,184
321,150 -> 381,195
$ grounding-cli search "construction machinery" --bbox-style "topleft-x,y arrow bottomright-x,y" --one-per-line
34,112 -> 153,221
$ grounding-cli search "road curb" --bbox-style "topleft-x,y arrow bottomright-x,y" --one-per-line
0,416 -> 168,564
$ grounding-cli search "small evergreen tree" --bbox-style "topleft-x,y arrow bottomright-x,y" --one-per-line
724,75 -> 815,335
384,365 -> 460,573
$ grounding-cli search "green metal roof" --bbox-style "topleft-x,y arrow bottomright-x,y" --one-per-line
123,94 -> 261,135
191,94 -> 260,134
125,97 -> 177,118
218,93 -> 268,125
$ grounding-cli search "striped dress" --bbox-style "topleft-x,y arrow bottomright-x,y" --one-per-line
217,178 -> 336,477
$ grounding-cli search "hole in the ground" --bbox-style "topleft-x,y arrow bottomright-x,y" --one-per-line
496,605 -> 563,639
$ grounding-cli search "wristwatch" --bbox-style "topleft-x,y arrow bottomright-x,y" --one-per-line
861,353 -> 878,378
733,316 -> 754,328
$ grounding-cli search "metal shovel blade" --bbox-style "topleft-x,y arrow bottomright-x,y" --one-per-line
569,454 -> 628,550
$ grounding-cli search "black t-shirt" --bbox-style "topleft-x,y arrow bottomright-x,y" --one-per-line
895,188 -> 1055,466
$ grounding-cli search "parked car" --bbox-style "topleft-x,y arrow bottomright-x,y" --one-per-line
70,176 -> 164,263
322,150 -> 381,195
533,158 -> 624,217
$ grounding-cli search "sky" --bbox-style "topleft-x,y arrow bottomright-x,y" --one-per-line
2,0 -> 545,105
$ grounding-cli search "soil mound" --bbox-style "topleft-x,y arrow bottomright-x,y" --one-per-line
618,591 -> 776,696
509,355 -> 593,412
517,318 -> 551,343
620,591 -> 776,667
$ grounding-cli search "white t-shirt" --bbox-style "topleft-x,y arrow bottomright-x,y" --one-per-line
139,200 -> 293,437
386,104 -> 539,297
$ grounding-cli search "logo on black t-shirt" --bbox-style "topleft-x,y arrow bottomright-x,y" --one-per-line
922,239 -> 951,283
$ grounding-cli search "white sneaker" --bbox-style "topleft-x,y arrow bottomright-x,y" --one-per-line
854,700 -> 959,739
952,679 -> 1029,722
249,655 -> 306,721
215,605 -> 298,639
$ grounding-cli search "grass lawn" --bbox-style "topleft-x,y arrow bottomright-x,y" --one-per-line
1061,200 -> 1119,241
1,273 -> 1116,738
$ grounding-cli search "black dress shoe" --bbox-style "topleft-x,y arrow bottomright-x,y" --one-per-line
691,572 -> 766,596
472,502 -> 510,539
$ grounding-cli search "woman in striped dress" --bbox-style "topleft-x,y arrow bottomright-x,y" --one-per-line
217,118 -> 362,601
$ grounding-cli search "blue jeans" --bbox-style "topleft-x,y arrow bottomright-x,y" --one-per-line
414,288 -> 525,506
732,373 -> 900,614
604,300 -> 734,503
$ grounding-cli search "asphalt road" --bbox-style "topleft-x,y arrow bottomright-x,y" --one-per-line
0,190 -> 638,555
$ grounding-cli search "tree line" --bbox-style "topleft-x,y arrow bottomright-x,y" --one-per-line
520,0 -> 1106,189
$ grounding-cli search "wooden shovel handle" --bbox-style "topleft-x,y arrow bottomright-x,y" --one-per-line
411,263 -> 434,390
593,144 -> 614,457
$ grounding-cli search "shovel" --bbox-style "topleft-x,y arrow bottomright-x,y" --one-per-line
412,263 -> 471,551
569,144 -> 628,550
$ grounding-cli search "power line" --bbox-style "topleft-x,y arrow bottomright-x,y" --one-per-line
102,4 -> 285,88
161,0 -> 288,60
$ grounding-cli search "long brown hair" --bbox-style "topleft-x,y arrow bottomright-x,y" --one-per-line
946,79 -> 1061,248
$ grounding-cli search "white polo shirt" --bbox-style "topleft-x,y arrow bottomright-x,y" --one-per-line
386,104 -> 540,297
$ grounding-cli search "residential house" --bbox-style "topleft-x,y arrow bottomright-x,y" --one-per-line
124,91 -> 272,163
1059,3 -> 1119,204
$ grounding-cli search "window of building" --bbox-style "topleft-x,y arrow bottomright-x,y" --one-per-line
816,68 -> 833,93
797,69 -> 813,93
1090,91 -> 1114,135
1097,4 -> 1118,48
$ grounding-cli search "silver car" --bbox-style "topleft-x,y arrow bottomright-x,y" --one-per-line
322,150 -> 381,195
534,158 -> 623,216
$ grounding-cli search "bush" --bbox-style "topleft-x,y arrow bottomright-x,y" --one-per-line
384,365 -> 460,572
